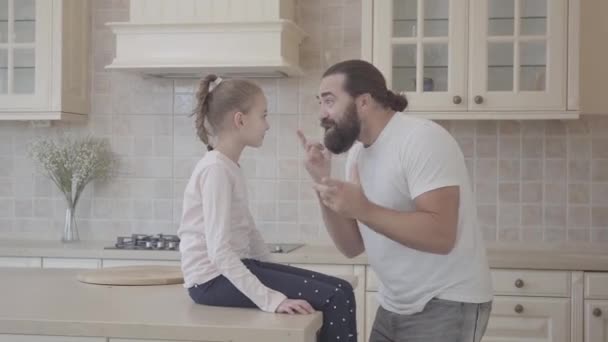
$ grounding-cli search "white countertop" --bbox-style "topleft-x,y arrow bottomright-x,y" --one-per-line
0,239 -> 608,271
0,267 -> 323,342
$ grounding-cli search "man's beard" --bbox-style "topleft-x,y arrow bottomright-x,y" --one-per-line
321,103 -> 361,154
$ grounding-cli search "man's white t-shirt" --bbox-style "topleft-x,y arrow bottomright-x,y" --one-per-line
345,113 -> 493,315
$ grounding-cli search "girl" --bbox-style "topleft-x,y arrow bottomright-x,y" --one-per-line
178,74 -> 358,341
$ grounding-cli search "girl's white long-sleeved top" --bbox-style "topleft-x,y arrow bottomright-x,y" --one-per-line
177,150 -> 287,313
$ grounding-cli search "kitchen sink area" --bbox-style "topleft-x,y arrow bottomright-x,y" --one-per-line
266,243 -> 304,254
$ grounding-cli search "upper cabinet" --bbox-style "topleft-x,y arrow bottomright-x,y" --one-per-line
362,0 -> 580,120
0,0 -> 90,121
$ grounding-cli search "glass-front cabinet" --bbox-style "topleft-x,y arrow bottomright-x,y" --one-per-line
363,0 -> 579,119
0,0 -> 90,121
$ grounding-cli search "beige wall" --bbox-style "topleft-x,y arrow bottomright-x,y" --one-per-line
0,0 -> 607,244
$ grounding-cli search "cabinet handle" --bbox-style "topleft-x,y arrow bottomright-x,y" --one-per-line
514,279 -> 524,288
593,308 -> 602,317
514,304 -> 524,314
453,96 -> 462,104
474,95 -> 484,104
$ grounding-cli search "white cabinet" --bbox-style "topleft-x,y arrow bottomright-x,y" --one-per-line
0,335 -> 104,342
0,0 -> 90,121
42,258 -> 101,269
0,256 -> 41,267
579,0 -> 608,114
365,268 -> 575,342
362,0 -> 580,119
362,293 -> 572,342
482,296 -> 570,342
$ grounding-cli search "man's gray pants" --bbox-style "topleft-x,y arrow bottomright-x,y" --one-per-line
369,298 -> 492,342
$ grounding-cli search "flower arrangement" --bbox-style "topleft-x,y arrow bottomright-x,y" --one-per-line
28,135 -> 117,242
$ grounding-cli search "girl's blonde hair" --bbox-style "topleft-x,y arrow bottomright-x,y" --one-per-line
192,74 -> 263,151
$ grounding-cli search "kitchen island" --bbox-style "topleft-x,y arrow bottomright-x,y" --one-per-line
0,268 -> 328,342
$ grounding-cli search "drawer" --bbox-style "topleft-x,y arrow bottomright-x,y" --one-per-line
491,269 -> 571,297
0,257 -> 42,268
0,336 -> 105,342
585,272 -> 608,299
42,258 -> 101,269
288,263 -> 355,275
102,259 -> 181,268
109,340 -> 195,342
369,268 -> 571,297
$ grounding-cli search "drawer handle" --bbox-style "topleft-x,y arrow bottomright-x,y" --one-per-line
514,279 -> 525,288
593,308 -> 602,317
514,304 -> 524,314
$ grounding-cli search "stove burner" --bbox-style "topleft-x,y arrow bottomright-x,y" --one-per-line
106,234 -> 180,250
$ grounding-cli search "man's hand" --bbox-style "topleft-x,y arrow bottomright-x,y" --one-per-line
313,165 -> 370,219
297,130 -> 331,183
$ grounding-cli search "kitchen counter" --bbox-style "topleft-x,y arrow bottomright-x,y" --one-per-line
0,239 -> 608,271
0,267 -> 323,342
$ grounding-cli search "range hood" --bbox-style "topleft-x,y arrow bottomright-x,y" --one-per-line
105,0 -> 306,78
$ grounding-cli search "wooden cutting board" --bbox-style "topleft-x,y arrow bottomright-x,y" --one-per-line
77,265 -> 184,286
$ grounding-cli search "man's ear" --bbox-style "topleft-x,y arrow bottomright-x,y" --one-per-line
356,93 -> 372,110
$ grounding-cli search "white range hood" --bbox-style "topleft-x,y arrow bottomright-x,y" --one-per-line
105,0 -> 306,78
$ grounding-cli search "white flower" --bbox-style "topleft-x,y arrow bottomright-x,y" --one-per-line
28,135 -> 117,207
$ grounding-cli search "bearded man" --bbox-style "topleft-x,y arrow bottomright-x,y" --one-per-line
297,59 -> 494,342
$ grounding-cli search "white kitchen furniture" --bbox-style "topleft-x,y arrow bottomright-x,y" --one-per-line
0,0 -> 90,121
1,242 -> 608,342
362,0 -> 580,119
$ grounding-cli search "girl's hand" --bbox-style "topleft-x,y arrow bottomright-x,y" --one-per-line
276,299 -> 315,314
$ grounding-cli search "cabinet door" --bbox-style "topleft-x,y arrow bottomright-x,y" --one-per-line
482,296 -> 570,342
469,0 -> 567,111
0,0 -> 52,111
371,0 -> 468,111
365,291 -> 379,342
585,300 -> 608,342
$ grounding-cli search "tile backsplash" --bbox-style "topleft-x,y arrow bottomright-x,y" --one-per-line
0,0 -> 607,244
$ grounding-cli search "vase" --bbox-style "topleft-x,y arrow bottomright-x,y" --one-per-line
62,204 -> 79,242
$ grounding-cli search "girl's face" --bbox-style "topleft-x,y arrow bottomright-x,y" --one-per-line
238,93 -> 270,148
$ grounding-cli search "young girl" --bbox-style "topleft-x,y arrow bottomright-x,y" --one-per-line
178,74 -> 357,341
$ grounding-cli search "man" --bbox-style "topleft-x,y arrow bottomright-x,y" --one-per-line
297,59 -> 493,342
